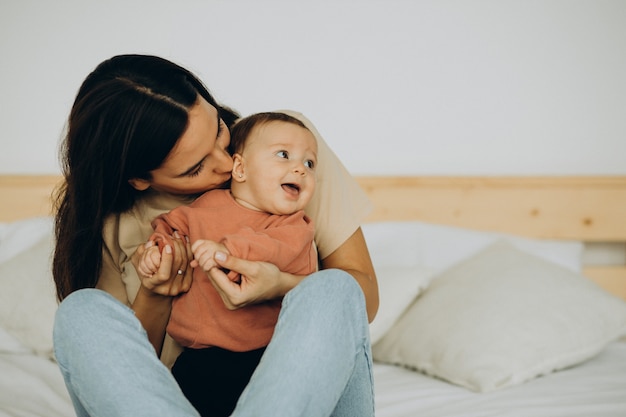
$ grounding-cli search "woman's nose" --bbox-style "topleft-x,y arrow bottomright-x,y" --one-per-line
218,150 -> 234,172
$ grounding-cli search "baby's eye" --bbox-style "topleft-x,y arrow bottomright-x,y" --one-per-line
276,150 -> 288,159
304,159 -> 315,169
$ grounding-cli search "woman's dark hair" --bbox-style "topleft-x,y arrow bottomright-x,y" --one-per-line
53,54 -> 239,301
229,112 -> 307,155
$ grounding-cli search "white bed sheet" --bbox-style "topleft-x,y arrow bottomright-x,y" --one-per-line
0,328 -> 74,417
374,338 -> 626,417
0,353 -> 75,417
1,334 -> 625,417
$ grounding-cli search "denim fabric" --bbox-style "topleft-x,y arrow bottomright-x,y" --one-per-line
53,269 -> 374,417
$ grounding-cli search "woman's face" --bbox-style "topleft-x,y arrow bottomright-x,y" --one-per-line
139,96 -> 233,195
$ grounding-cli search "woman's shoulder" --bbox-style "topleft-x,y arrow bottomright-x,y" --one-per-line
103,191 -> 195,252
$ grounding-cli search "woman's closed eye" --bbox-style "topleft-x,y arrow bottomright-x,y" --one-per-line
186,119 -> 227,178
187,161 -> 205,177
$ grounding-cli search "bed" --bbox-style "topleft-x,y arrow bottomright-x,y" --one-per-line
1,175 -> 625,417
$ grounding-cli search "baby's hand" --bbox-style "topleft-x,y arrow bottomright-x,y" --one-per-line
191,239 -> 230,273
137,241 -> 162,278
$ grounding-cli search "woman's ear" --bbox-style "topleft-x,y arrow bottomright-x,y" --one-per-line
128,178 -> 151,191
231,153 -> 246,183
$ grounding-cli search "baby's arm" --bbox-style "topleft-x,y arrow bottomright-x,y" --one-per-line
136,241 -> 162,278
191,239 -> 231,274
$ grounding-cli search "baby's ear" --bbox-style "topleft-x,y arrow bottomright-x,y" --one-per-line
231,153 -> 246,182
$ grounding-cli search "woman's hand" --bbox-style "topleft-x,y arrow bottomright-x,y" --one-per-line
132,231 -> 193,297
208,251 -> 303,310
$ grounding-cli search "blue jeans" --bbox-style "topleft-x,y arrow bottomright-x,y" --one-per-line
53,270 -> 375,417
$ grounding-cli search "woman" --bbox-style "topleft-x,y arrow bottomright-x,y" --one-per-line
52,54 -> 378,417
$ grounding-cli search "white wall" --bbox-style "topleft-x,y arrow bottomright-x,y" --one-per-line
2,0 -> 625,176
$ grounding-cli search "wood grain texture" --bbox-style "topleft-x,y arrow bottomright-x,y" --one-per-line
0,175 -> 61,221
2,175 -> 625,300
357,176 -> 626,241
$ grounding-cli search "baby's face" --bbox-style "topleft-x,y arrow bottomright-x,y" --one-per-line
234,120 -> 317,215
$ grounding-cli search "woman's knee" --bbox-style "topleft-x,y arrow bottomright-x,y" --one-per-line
284,269 -> 366,318
55,289 -> 114,326
308,269 -> 362,295
54,289 -> 135,348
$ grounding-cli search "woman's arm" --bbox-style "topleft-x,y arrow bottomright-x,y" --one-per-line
132,286 -> 175,355
130,235 -> 193,355
319,227 -> 378,322
98,246 -> 174,355
208,226 -> 379,322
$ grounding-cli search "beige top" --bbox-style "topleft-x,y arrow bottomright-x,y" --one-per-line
96,110 -> 373,367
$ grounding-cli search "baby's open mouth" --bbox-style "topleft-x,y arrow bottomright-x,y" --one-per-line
282,183 -> 300,195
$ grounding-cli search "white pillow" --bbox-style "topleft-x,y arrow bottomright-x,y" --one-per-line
0,230 -> 58,357
362,221 -> 583,273
363,222 -> 438,344
368,264 -> 435,344
372,240 -> 626,392
0,216 -> 54,263
0,326 -> 31,354
363,220 -> 583,345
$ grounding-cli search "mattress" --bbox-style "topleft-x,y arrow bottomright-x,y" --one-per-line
374,338 -> 626,417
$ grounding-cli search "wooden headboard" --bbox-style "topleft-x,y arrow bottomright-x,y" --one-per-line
2,175 -> 626,299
